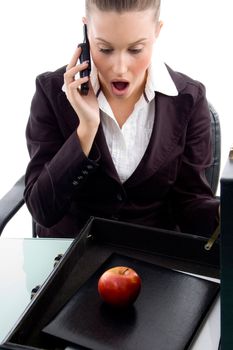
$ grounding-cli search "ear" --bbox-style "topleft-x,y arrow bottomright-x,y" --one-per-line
155,20 -> 163,38
82,16 -> 88,25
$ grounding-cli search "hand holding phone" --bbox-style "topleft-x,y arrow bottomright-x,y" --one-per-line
64,26 -> 99,138
78,24 -> 91,95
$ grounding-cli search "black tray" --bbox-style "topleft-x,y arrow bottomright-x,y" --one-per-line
1,217 -> 220,350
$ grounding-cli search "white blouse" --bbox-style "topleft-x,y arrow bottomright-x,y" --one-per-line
91,54 -> 178,183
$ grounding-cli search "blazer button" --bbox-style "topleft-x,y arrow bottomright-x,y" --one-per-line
72,180 -> 79,186
87,164 -> 94,170
116,193 -> 123,201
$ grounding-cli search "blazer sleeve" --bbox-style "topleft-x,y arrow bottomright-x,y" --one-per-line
171,83 -> 219,236
24,73 -> 100,228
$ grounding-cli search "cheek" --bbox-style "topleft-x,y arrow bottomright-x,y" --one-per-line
91,51 -> 109,75
133,57 -> 150,74
131,47 -> 153,76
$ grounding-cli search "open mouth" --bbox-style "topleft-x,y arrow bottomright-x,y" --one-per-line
112,81 -> 129,91
111,81 -> 129,95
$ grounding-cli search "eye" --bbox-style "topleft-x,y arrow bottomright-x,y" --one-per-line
99,48 -> 113,55
128,48 -> 143,55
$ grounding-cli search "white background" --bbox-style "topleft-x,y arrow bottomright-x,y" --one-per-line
0,0 -> 232,237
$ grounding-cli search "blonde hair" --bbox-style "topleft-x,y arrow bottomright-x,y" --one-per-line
85,0 -> 161,21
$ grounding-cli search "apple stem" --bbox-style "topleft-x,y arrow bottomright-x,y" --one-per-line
122,268 -> 129,275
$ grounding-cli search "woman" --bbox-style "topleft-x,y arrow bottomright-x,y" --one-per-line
24,0 -> 219,237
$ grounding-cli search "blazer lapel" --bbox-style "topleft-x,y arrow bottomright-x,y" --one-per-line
95,123 -> 122,183
124,93 -> 192,187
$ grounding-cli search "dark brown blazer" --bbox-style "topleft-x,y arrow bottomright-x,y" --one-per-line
24,65 -> 219,237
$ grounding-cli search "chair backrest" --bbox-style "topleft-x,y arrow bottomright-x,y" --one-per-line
205,102 -> 221,195
0,175 -> 25,235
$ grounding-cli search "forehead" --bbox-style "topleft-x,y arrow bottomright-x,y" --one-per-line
88,7 -> 156,41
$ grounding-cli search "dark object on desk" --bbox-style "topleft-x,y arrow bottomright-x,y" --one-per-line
43,253 -> 219,350
0,102 -> 220,237
1,217 -> 219,350
220,152 -> 233,350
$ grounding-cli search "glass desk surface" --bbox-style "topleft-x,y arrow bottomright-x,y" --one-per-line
0,237 -> 72,344
0,237 -> 220,349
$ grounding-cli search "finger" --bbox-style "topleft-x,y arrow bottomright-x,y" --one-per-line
65,62 -> 88,80
66,46 -> 82,71
64,61 -> 89,85
70,76 -> 89,90
66,76 -> 89,96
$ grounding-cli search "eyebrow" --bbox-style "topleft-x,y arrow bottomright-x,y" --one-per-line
95,37 -> 148,45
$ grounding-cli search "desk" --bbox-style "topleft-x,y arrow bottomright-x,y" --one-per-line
0,237 -> 220,349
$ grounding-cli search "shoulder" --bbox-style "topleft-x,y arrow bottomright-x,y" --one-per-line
35,65 -> 67,93
160,65 -> 210,129
165,64 -> 206,102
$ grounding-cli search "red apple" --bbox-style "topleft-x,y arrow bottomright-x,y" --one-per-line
97,266 -> 141,307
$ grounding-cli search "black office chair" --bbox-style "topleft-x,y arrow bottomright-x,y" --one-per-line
0,175 -> 26,236
205,102 -> 221,195
0,103 -> 221,237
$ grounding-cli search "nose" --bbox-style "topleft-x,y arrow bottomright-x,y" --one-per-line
112,53 -> 128,76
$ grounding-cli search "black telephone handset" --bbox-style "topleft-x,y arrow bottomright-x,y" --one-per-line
78,24 -> 91,95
